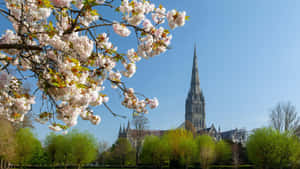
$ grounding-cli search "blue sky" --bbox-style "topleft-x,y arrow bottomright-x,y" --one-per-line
2,0 -> 300,145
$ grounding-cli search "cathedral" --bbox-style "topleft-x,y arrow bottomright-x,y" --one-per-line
118,46 -> 247,146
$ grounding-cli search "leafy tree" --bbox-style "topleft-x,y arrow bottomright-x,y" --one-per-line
215,140 -> 231,164
44,133 -> 73,167
247,127 -> 296,169
101,151 -> 112,166
44,133 -> 60,166
69,131 -> 98,169
164,129 -> 195,168
15,128 -> 41,167
290,139 -> 300,169
140,136 -> 169,168
56,134 -> 73,168
247,128 -> 276,169
275,132 -> 296,169
0,119 -> 16,169
110,138 -> 135,167
44,131 -> 98,169
195,135 -> 216,169
178,135 -> 196,169
29,144 -> 49,166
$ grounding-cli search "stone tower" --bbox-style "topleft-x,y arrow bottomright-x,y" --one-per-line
185,45 -> 206,131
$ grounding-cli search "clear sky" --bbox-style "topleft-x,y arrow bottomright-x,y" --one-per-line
1,0 -> 300,145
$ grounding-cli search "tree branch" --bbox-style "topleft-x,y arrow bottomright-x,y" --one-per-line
0,44 -> 43,51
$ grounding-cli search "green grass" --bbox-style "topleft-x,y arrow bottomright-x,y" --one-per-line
23,164 -> 254,169
210,164 -> 254,169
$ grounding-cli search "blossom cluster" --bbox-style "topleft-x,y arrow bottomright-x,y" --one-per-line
0,73 -> 35,122
121,88 -> 158,114
117,0 -> 186,58
0,0 -> 187,131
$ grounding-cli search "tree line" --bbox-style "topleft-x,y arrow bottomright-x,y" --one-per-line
0,118 -> 233,169
5,124 -> 300,169
100,129 -> 232,169
2,101 -> 300,169
99,101 -> 300,169
0,119 -> 98,169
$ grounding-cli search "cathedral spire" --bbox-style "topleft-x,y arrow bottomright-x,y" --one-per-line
123,124 -> 126,133
190,45 -> 201,94
118,124 -> 122,137
185,44 -> 206,131
127,120 -> 130,131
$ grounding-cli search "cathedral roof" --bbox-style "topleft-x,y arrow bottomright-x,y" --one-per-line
126,129 -> 169,137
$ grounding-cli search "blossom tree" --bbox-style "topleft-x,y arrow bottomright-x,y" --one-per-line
0,0 -> 187,132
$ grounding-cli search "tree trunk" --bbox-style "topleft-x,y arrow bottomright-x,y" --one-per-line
121,156 -> 124,168
185,163 -> 188,169
64,155 -> 67,169
1,159 -> 5,169
136,140 -> 141,166
1,159 -> 3,169
135,150 -> 138,167
152,153 -> 155,169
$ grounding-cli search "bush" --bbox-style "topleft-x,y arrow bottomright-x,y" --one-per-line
247,127 -> 298,169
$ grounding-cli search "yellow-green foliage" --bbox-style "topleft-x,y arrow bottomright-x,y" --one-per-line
0,119 -> 16,161
195,135 -> 216,169
109,138 -> 136,166
140,129 -> 231,168
44,130 -> 98,168
15,128 -> 42,165
163,129 -> 194,161
247,127 -> 299,169
140,135 -> 169,167
215,140 -> 231,164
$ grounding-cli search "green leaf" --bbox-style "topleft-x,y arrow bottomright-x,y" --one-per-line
76,83 -> 88,89
51,82 -> 59,87
185,16 -> 190,21
90,9 -> 99,16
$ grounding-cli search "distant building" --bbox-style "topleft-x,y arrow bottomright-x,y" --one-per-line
118,45 -> 247,145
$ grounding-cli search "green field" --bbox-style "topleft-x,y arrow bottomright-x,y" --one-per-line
22,165 -> 254,169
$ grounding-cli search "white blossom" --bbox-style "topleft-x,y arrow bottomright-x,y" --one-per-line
49,124 -> 63,131
51,0 -> 72,8
0,0 -> 186,129
113,23 -> 131,37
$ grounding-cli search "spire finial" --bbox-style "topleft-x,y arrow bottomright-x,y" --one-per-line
189,44 -> 201,94
194,42 -> 197,57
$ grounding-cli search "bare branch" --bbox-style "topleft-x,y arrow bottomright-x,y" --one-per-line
0,44 -> 43,51
103,102 -> 126,118
269,101 -> 300,133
